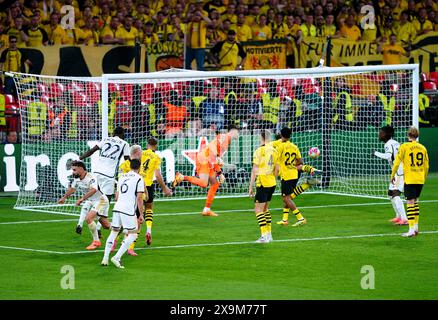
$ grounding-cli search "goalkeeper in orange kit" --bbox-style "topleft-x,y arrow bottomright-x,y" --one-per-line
173,124 -> 240,216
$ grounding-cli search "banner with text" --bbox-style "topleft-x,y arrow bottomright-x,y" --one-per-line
299,32 -> 438,73
241,39 -> 287,70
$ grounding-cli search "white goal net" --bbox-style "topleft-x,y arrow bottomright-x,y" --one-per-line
12,65 -> 419,215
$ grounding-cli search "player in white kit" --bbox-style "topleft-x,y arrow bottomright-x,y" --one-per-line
58,161 -> 111,250
374,125 -> 408,225
101,159 -> 145,269
77,127 -> 130,236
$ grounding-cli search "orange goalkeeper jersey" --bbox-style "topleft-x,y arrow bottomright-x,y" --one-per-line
197,133 -> 232,167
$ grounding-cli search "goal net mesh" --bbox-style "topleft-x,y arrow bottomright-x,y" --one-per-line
12,67 -> 415,215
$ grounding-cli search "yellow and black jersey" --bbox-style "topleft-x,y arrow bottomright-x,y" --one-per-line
210,40 -> 246,71
24,27 -> 48,47
252,143 -> 278,188
119,149 -> 161,187
270,139 -> 301,181
391,141 -> 429,184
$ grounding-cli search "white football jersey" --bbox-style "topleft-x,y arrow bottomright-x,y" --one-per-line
113,171 -> 145,216
95,136 -> 130,178
71,172 -> 107,203
383,139 -> 403,176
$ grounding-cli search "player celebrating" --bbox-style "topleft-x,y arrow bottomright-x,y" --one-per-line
58,161 -> 110,250
173,124 -> 240,216
78,127 -> 130,236
119,138 -> 172,254
101,159 -> 145,268
373,125 -> 407,225
391,126 -> 429,237
249,129 -> 279,243
274,127 -> 316,226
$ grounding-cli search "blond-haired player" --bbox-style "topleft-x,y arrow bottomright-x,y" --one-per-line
102,159 -> 145,269
117,138 -> 172,255
391,126 -> 429,237
249,129 -> 279,243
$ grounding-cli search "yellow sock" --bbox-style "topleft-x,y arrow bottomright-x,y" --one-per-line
282,208 -> 289,221
302,164 -> 314,173
406,203 -> 415,229
264,210 -> 272,232
145,209 -> 153,233
129,232 -> 140,250
291,183 -> 310,199
292,208 -> 304,221
256,212 -> 267,236
414,202 -> 420,225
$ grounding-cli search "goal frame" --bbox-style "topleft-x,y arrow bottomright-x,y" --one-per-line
11,64 -> 419,215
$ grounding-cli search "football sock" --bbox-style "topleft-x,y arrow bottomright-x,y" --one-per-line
392,196 -> 406,220
115,233 -> 137,260
145,209 -> 153,234
414,201 -> 420,230
103,230 -> 118,260
301,164 -> 315,174
264,210 -> 272,233
88,221 -> 99,241
282,208 -> 289,221
184,176 -> 208,188
78,209 -> 87,227
406,203 -> 415,231
205,182 -> 219,211
292,208 -> 304,221
256,212 -> 267,236
129,231 -> 141,250
96,222 -> 102,231
291,183 -> 310,199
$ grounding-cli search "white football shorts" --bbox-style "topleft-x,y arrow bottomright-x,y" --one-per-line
94,173 -> 116,196
111,211 -> 138,231
389,174 -> 404,192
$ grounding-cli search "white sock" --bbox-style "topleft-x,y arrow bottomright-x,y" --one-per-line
88,221 -> 99,241
146,227 -> 151,234
393,196 -> 407,221
414,224 -> 419,232
78,209 -> 88,227
96,221 -> 102,231
103,230 -> 118,260
203,207 -> 210,212
114,233 -> 137,260
390,197 -> 400,219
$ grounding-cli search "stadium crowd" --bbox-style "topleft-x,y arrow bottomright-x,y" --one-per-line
0,0 -> 437,52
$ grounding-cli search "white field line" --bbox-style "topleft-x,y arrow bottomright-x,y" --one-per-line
1,230 -> 438,255
1,199 -> 438,225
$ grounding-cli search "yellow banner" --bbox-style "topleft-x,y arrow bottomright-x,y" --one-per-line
242,40 -> 287,70
299,32 -> 438,73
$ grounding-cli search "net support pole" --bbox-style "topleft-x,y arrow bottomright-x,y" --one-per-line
412,63 -> 419,129
101,74 -> 109,139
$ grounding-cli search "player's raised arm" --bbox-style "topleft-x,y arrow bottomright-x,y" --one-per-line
80,144 -> 100,160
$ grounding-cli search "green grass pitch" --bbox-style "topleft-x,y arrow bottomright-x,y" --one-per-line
0,174 -> 438,300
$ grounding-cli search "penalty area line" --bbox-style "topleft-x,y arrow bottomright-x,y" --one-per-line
2,230 -> 438,255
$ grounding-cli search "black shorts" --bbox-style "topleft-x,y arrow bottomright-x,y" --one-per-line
145,185 -> 154,204
404,184 -> 423,200
281,179 -> 298,196
255,186 -> 276,203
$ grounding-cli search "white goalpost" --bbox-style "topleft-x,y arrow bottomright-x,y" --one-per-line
11,64 -> 419,215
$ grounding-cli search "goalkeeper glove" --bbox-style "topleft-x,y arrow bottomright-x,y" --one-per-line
217,171 -> 226,184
